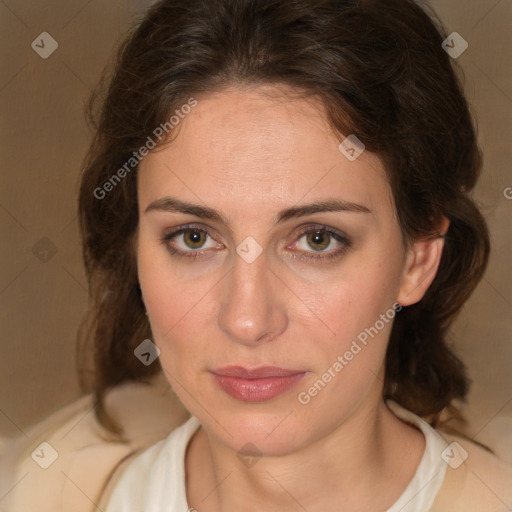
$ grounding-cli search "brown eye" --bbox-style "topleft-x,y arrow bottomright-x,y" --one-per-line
162,225 -> 224,259
183,229 -> 207,249
306,230 -> 331,251
289,225 -> 351,262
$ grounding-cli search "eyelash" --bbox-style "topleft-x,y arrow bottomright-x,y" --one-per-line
160,223 -> 352,262
289,225 -> 352,262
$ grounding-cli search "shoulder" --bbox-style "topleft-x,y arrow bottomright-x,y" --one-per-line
104,414 -> 201,511
431,431 -> 512,512
0,373 -> 190,512
101,437 -> 167,511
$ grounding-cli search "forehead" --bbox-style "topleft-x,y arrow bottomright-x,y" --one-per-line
138,85 -> 394,219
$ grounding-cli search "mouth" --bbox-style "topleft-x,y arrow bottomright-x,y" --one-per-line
210,366 -> 306,402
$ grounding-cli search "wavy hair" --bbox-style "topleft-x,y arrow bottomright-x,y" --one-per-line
78,0 -> 489,435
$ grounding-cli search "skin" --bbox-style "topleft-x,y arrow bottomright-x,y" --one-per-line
136,84 -> 447,511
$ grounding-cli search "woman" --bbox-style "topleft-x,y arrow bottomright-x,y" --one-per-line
2,0 -> 511,510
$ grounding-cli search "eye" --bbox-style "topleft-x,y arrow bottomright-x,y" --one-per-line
299,230 -> 334,252
288,225 -> 351,261
161,224 -> 223,258
179,229 -> 209,250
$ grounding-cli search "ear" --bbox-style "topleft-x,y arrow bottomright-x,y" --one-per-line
397,217 -> 449,307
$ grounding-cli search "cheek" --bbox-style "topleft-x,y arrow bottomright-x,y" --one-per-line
289,247 -> 403,405
137,220 -> 404,388
137,236 -> 219,357
294,277 -> 400,414
296,252 -> 403,350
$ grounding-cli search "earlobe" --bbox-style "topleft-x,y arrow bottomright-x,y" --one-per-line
137,282 -> 146,305
138,286 -> 149,316
397,218 -> 449,307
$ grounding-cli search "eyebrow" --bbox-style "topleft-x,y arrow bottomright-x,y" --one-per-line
144,196 -> 371,224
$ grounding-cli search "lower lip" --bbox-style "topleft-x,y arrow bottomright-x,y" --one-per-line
212,373 -> 306,402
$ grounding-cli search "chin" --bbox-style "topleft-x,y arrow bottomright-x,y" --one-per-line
222,418 -> 307,457
194,399 -> 315,456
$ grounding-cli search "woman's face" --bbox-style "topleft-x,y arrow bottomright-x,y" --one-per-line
136,85 -> 428,456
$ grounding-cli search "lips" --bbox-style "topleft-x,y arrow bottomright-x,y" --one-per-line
210,366 -> 306,402
211,366 -> 304,379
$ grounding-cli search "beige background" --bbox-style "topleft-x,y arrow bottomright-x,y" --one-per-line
0,0 -> 511,442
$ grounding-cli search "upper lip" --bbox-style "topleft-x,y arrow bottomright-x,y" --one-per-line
211,366 -> 305,379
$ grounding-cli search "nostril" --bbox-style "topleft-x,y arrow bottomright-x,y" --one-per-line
255,332 -> 275,343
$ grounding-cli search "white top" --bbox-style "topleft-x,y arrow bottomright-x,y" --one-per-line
106,401 -> 450,512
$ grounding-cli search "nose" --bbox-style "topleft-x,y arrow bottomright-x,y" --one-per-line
217,250 -> 288,346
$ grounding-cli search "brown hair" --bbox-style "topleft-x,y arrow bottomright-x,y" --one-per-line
78,0 -> 489,435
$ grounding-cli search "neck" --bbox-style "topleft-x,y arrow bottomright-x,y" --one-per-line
186,385 -> 425,512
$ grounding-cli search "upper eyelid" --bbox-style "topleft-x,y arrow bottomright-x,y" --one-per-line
164,223 -> 350,251
164,223 -> 218,239
164,223 -> 347,239
294,224 -> 349,238
156,208 -> 359,231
